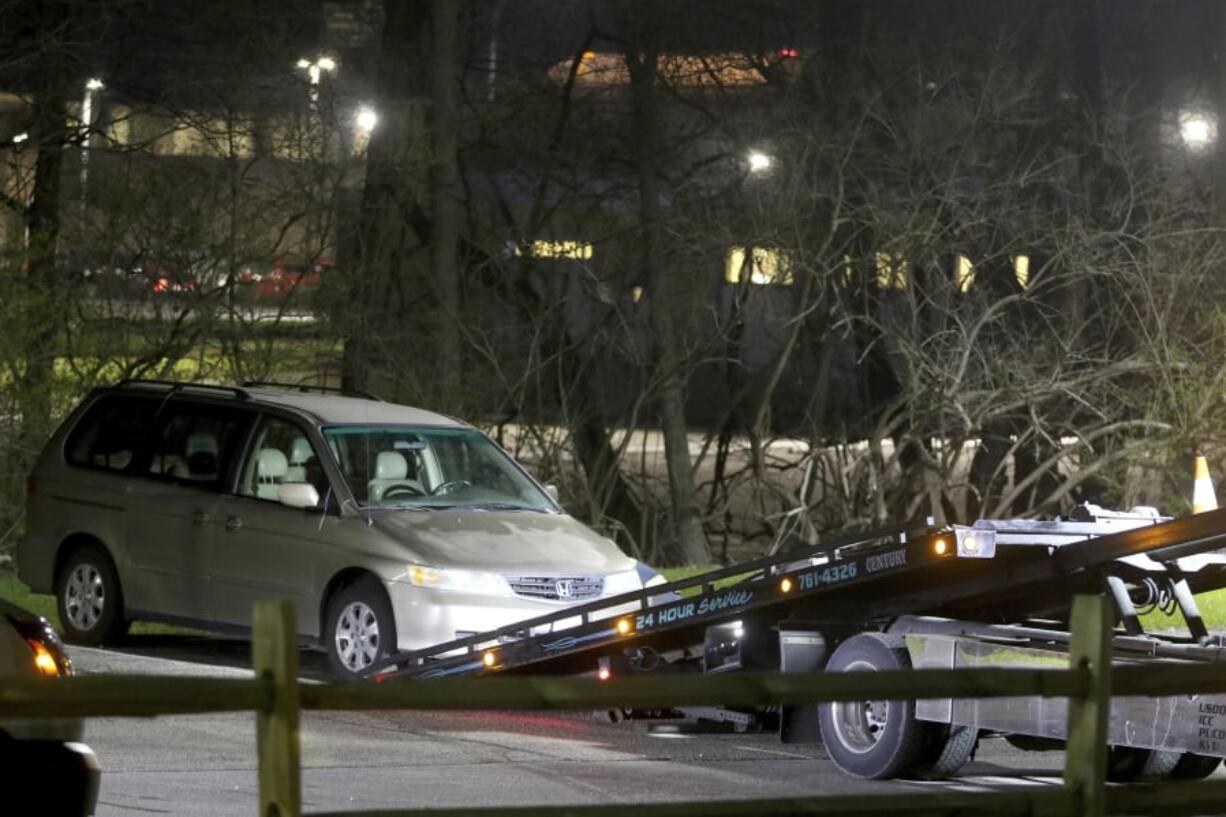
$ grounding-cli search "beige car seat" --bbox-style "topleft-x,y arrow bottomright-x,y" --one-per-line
170,431 -> 219,479
256,448 -> 289,500
367,451 -> 422,503
286,436 -> 313,483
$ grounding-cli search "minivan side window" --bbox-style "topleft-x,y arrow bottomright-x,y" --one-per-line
238,416 -> 332,507
146,401 -> 253,491
64,395 -> 159,472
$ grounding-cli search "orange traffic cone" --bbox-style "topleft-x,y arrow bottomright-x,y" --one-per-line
1192,455 -> 1218,514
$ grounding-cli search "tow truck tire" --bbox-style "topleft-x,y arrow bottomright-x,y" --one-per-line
1168,752 -> 1223,780
1106,747 -> 1181,782
817,633 -> 930,780
910,725 -> 978,780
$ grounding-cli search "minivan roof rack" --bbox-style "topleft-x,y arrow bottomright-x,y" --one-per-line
116,379 -> 251,399
241,380 -> 383,402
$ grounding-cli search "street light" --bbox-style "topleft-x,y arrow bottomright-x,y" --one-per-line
351,105 -> 378,156
747,149 -> 773,173
296,56 -> 337,107
355,106 -> 378,134
81,77 -> 105,136
1179,109 -> 1216,152
80,77 -> 106,223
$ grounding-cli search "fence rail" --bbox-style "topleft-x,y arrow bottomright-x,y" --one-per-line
5,595 -> 1225,817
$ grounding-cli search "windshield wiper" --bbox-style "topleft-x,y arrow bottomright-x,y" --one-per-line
376,502 -> 450,512
466,502 -> 543,512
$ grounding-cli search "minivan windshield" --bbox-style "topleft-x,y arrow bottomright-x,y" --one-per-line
323,425 -> 555,512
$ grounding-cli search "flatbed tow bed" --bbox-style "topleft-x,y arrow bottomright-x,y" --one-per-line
370,505 -> 1226,781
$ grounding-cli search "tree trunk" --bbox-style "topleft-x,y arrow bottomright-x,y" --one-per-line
18,0 -> 70,465
429,0 -> 462,403
624,14 -> 710,565
341,0 -> 429,394
966,417 -> 1012,520
565,367 -> 652,555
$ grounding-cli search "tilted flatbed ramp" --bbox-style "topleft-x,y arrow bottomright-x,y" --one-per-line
371,507 -> 1226,680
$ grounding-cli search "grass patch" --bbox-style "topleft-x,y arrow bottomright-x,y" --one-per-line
1139,587 -> 1226,633
0,572 -> 199,638
0,574 -> 57,623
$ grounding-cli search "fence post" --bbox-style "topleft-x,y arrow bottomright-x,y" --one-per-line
253,600 -> 301,817
1063,593 -> 1111,817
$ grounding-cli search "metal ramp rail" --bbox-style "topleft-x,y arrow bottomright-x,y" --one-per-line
370,506 -> 1226,681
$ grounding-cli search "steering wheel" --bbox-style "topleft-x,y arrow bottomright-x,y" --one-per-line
430,479 -> 472,496
382,484 -> 424,500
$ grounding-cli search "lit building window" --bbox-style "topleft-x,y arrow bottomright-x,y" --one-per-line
548,51 -> 786,89
1013,255 -> 1030,289
955,255 -> 975,293
515,240 -> 594,260
875,252 -> 908,290
725,247 -> 793,285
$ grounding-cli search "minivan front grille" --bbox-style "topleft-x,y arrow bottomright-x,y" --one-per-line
506,575 -> 604,601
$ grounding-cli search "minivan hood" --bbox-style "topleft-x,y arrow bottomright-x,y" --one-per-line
371,510 -> 636,574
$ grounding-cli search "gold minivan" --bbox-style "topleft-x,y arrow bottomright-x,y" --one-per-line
18,381 -> 665,676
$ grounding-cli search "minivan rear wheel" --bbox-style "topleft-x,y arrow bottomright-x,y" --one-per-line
324,576 -> 397,679
57,545 -> 128,645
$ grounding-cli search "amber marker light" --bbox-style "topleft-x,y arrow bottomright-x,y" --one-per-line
780,577 -> 794,594
482,650 -> 498,668
933,537 -> 949,556
26,639 -> 60,677
616,617 -> 634,636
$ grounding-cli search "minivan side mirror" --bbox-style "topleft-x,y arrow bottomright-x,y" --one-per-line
544,484 -> 560,503
279,482 -> 320,509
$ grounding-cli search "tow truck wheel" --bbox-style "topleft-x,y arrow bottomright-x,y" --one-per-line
1168,752 -> 1223,780
910,725 -> 978,780
817,633 -> 931,780
1106,746 -> 1181,782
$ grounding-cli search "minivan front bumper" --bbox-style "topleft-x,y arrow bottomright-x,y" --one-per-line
385,580 -> 640,652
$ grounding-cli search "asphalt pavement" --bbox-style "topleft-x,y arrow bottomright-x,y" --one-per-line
70,638 -> 1080,816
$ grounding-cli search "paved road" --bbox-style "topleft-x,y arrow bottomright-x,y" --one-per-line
71,638 -> 1078,816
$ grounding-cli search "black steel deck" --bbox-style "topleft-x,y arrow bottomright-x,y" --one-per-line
371,507 -> 1226,681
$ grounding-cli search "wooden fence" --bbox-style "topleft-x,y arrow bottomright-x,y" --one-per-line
5,595 -> 1226,816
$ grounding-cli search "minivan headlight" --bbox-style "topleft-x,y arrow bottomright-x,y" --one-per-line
406,564 -> 512,595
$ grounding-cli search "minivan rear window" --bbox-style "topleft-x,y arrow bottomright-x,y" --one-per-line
146,401 -> 253,490
65,395 -> 160,472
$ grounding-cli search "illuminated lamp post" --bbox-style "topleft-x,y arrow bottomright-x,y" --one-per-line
296,56 -> 337,110
80,77 -> 104,223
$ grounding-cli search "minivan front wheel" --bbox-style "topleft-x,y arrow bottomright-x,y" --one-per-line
57,546 -> 128,646
324,577 -> 397,678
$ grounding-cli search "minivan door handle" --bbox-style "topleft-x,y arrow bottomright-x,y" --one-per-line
224,515 -> 243,534
191,510 -> 210,527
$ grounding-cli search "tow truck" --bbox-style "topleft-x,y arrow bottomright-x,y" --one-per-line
369,504 -> 1226,782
